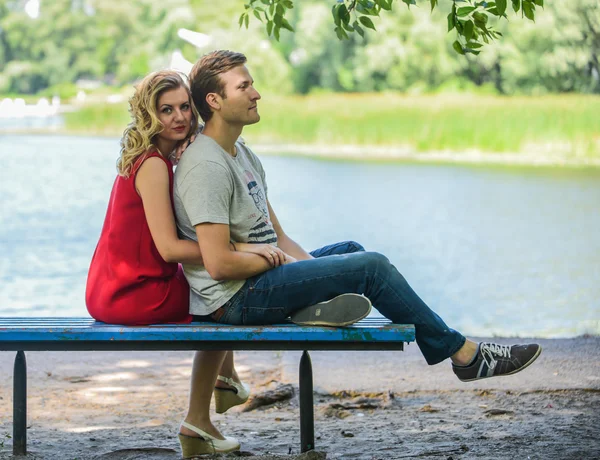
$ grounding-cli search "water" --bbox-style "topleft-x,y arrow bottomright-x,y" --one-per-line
1,134 -> 599,338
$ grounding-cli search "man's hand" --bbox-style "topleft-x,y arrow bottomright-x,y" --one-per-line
236,243 -> 288,267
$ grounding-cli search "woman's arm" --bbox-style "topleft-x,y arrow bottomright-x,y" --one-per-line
135,156 -> 204,264
136,156 -> 290,267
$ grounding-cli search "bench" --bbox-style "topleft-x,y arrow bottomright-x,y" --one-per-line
0,317 -> 416,456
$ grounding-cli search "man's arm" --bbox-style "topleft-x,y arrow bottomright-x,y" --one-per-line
268,200 -> 313,261
195,223 -> 287,281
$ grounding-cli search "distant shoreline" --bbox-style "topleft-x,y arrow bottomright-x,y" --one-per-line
254,142 -> 600,168
3,130 -> 600,169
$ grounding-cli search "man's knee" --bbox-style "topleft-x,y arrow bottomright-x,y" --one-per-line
348,251 -> 390,272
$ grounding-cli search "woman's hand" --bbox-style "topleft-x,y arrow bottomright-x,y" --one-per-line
236,243 -> 288,267
170,134 -> 197,165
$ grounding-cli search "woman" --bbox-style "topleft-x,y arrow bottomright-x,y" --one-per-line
86,70 -> 282,456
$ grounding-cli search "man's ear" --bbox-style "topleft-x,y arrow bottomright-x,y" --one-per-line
206,93 -> 220,112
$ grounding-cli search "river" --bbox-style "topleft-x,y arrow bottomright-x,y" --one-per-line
1,134 -> 598,338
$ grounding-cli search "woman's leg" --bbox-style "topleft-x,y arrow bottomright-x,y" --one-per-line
181,350 -> 228,439
215,351 -> 242,388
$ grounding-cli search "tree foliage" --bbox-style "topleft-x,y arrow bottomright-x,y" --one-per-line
239,0 -> 542,54
0,0 -> 597,95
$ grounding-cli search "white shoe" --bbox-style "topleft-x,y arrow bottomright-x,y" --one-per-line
290,293 -> 372,327
178,421 -> 240,458
214,375 -> 250,414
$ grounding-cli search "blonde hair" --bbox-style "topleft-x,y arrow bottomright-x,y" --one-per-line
117,70 -> 200,177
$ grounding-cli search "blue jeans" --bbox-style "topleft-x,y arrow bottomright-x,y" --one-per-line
216,241 -> 465,365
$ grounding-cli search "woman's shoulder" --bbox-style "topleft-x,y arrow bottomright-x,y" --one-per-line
132,150 -> 170,174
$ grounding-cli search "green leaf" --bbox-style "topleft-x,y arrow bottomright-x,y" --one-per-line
464,20 -> 474,41
244,13 -> 249,28
466,41 -> 483,48
266,20 -> 273,36
374,0 -> 392,11
273,13 -> 282,26
511,0 -> 520,13
447,12 -> 456,32
496,0 -> 507,15
253,10 -> 263,21
238,13 -> 245,27
342,20 -> 354,32
473,12 -> 488,23
332,4 -> 341,27
522,0 -> 534,20
453,40 -> 466,55
355,23 -> 365,38
276,3 -> 284,16
430,0 -> 438,11
533,0 -> 543,6
274,25 -> 280,40
283,0 -> 294,8
359,16 -> 376,30
334,25 -> 349,40
269,3 -> 275,16
280,17 -> 294,31
339,4 -> 350,23
457,6 -> 477,16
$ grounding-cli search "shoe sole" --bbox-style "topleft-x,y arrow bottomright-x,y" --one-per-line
178,433 -> 240,457
290,293 -> 372,327
214,385 -> 250,414
458,345 -> 543,382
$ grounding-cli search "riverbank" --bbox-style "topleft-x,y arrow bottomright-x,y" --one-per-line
53,93 -> 600,167
2,130 -> 599,169
1,336 -> 598,459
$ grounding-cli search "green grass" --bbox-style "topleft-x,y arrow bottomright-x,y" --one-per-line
63,94 -> 600,160
63,103 -> 130,136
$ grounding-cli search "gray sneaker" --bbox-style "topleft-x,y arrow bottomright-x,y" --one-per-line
290,293 -> 372,327
453,342 -> 542,382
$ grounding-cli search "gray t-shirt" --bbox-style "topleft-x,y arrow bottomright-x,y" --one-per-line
173,134 -> 277,315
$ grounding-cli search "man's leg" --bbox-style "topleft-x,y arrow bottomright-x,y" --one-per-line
238,251 -> 464,365
309,240 -> 365,258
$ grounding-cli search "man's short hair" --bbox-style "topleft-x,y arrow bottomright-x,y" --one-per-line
189,50 -> 247,122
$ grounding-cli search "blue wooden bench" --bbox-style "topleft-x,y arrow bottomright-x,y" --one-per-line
0,317 -> 415,456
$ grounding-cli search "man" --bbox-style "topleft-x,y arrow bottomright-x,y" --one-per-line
174,50 -> 541,383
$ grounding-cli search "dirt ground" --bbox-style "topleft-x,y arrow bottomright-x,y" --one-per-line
1,344 -> 599,460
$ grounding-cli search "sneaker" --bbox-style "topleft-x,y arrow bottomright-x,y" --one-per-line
452,342 -> 542,382
290,293 -> 372,327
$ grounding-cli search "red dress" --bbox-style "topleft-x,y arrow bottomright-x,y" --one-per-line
86,152 -> 192,325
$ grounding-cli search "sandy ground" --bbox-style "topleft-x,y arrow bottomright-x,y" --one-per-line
1,337 -> 599,460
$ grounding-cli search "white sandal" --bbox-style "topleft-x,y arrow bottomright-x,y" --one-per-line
214,375 -> 250,414
178,421 -> 240,458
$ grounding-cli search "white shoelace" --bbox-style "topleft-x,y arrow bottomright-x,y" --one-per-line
480,343 -> 511,370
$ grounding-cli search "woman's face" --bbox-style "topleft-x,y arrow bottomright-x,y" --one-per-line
156,86 -> 192,147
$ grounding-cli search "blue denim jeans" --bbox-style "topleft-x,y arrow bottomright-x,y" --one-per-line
216,241 -> 465,365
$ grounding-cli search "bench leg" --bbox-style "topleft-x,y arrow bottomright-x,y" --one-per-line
13,350 -> 27,456
299,350 -> 314,453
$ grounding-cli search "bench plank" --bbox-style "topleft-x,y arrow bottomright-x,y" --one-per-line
0,317 -> 415,352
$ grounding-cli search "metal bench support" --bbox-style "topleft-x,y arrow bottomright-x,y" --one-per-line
13,350 -> 27,456
299,350 -> 314,453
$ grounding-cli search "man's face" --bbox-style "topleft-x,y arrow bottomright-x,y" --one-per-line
216,65 -> 261,126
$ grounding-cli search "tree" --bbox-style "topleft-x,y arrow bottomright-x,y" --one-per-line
239,0 -> 543,55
